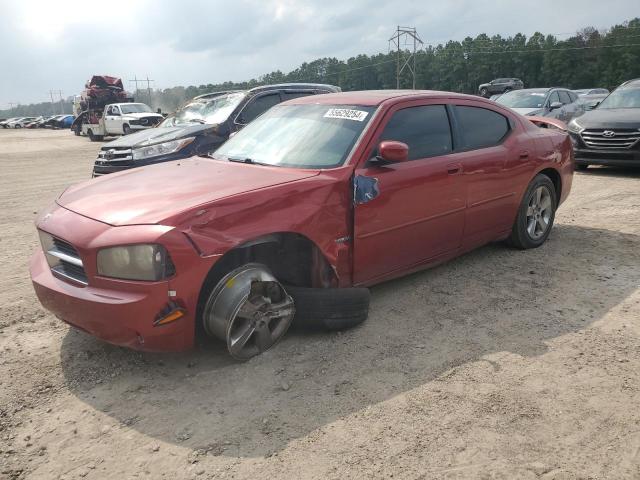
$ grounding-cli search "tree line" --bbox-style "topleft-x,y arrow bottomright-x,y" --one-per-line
3,17 -> 639,118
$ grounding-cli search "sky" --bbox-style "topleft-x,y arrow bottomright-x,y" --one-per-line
0,0 -> 637,107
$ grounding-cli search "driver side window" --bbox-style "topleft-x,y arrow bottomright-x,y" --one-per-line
239,93 -> 281,124
547,91 -> 560,105
378,105 -> 453,160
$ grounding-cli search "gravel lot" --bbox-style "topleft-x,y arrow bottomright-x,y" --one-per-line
1,129 -> 640,480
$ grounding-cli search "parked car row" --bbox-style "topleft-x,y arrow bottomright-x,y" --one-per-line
0,115 -> 74,129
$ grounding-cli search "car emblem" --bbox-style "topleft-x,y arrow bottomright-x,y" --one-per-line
602,130 -> 616,138
105,149 -> 116,160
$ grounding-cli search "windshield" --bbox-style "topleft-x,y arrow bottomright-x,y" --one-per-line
215,104 -> 375,169
496,90 -> 548,109
173,92 -> 245,125
597,88 -> 640,109
120,103 -> 153,114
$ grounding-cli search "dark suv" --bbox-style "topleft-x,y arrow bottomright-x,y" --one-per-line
92,83 -> 340,176
478,78 -> 524,97
567,78 -> 640,170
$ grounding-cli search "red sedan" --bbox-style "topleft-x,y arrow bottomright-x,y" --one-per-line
30,90 -> 573,359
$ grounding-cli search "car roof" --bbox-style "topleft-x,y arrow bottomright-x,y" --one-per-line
619,78 -> 640,89
287,89 -> 484,107
248,83 -> 341,94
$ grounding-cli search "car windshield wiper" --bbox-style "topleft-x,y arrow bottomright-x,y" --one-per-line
227,156 -> 272,166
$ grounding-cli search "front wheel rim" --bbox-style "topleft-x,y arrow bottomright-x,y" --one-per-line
203,264 -> 295,360
526,185 -> 553,240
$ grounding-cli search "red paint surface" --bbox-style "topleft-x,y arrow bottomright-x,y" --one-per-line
30,91 -> 574,351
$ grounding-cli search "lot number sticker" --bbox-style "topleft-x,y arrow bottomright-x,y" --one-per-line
324,108 -> 369,121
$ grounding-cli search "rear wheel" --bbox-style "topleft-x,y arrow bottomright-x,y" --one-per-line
87,129 -> 103,142
202,264 -> 295,360
479,87 -> 488,97
508,174 -> 557,249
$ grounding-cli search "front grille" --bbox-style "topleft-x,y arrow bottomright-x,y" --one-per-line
580,129 -> 640,149
97,147 -> 132,161
94,147 -> 134,176
40,232 -> 88,286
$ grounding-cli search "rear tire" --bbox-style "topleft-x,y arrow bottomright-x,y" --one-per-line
87,129 -> 103,142
508,174 -> 557,249
287,286 -> 370,331
479,87 -> 488,97
576,163 -> 589,171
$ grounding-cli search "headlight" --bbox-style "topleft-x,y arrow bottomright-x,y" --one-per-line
567,119 -> 583,133
97,244 -> 175,281
132,137 -> 195,160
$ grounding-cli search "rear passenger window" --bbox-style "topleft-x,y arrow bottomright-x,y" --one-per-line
379,105 -> 452,160
455,106 -> 510,150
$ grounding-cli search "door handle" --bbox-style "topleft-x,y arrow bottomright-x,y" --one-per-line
447,163 -> 462,175
519,151 -> 529,160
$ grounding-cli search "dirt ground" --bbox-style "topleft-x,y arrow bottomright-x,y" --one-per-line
1,129 -> 639,480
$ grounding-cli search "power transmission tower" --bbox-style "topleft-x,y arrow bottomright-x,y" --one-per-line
8,102 -> 17,113
129,75 -> 155,104
389,26 -> 423,89
49,90 -> 63,114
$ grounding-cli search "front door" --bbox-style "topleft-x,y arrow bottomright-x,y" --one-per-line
353,102 -> 466,285
104,105 -> 121,133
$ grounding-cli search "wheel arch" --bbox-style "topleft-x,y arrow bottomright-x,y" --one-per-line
194,231 -> 339,336
537,167 -> 562,204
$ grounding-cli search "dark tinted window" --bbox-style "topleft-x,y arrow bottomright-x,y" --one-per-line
240,93 -> 281,123
558,91 -> 572,104
548,91 -> 560,105
568,91 -> 578,102
379,105 -> 452,160
455,106 -> 510,150
281,91 -> 314,101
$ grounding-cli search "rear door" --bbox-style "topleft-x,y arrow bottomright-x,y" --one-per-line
451,102 -> 519,245
353,101 -> 466,284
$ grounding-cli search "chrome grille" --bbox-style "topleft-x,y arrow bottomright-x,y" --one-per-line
39,231 -> 88,286
97,147 -> 132,161
580,129 -> 640,149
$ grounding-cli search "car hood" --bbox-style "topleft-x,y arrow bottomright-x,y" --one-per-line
121,112 -> 164,119
57,158 -> 320,226
102,124 -> 215,148
574,108 -> 640,129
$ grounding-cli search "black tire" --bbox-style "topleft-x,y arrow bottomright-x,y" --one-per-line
15,124 -> 22,129
479,87 -> 488,97
286,286 -> 370,331
508,174 -> 557,249
123,124 -> 131,135
576,163 -> 589,171
87,129 -> 103,142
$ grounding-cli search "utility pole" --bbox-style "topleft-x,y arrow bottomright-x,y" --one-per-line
8,102 -> 17,114
129,76 -> 142,100
389,26 -> 423,89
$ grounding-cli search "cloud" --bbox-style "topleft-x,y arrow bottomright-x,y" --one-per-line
0,0 -> 637,107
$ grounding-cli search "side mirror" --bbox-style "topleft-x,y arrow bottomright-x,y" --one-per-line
549,102 -> 563,111
377,140 -> 409,163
